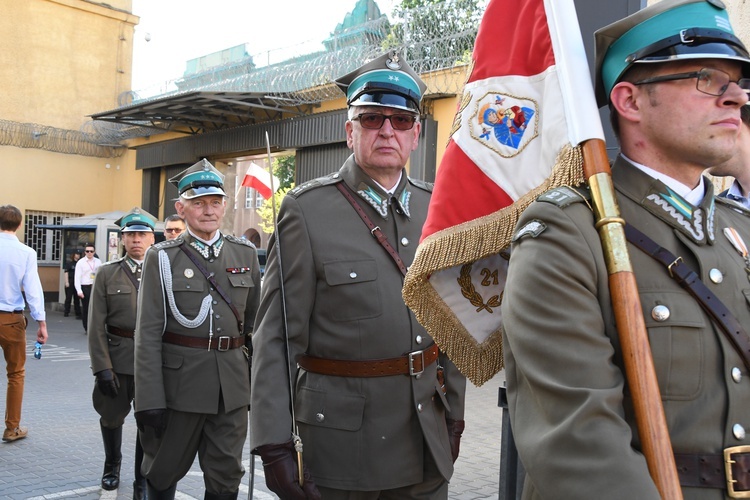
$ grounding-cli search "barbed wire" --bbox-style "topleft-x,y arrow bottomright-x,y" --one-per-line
0,119 -> 125,158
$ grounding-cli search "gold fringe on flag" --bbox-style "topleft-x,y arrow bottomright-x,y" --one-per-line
403,143 -> 585,386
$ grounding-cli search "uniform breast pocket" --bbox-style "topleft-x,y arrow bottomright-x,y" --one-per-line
322,259 -> 381,321
106,284 -> 132,301
227,274 -> 254,303
640,291 -> 707,400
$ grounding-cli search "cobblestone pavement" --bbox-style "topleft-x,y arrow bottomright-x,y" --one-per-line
0,308 -> 505,499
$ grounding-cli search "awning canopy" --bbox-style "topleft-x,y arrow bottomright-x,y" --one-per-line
90,91 -> 315,134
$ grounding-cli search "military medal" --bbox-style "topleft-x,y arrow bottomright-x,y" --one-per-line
184,268 -> 194,278
723,227 -> 750,281
226,267 -> 251,274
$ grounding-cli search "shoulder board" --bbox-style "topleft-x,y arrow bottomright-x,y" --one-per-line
224,234 -> 256,247
153,238 -> 182,251
288,172 -> 343,198
537,185 -> 590,208
715,196 -> 750,216
101,258 -> 123,267
408,177 -> 433,193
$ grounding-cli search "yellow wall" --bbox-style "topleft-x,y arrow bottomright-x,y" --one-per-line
0,0 -> 137,130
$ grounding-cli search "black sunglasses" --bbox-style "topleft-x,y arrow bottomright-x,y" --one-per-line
352,112 -> 418,131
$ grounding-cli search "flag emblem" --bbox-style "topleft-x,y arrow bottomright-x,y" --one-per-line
471,93 -> 538,156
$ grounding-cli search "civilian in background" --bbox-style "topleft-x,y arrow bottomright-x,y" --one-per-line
0,204 -> 47,442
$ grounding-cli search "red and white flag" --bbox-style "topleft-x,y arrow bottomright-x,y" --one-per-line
241,162 -> 279,200
403,0 -> 604,385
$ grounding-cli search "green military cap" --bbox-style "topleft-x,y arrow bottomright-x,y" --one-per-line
335,50 -> 427,113
594,0 -> 750,107
169,158 -> 227,200
115,207 -> 157,233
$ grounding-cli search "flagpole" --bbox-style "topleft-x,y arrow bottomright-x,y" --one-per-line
581,139 -> 682,499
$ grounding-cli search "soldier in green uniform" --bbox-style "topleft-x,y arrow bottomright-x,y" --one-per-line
250,51 -> 467,499
134,159 -> 260,500
88,207 -> 156,499
501,1 -> 750,498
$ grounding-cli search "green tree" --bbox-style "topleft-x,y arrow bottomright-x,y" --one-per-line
382,0 -> 483,66
274,154 -> 295,190
256,185 -> 294,235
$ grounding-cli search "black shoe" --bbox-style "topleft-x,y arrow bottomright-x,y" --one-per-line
133,479 -> 146,500
100,425 -> 122,491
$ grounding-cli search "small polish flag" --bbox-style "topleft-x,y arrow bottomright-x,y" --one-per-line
241,162 -> 279,200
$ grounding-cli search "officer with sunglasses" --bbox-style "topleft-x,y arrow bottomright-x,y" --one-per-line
501,0 -> 750,498
250,51 -> 466,499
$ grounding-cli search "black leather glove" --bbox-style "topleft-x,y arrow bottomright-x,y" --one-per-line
255,440 -> 322,500
134,409 -> 167,438
94,369 -> 120,399
446,418 -> 465,463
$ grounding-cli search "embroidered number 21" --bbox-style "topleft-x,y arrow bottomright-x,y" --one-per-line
481,268 -> 499,286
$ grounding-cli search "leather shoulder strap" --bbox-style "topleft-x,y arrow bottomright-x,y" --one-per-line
118,260 -> 140,291
177,244 -> 244,333
336,182 -> 407,277
625,223 -> 750,371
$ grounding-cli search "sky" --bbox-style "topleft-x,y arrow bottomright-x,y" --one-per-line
131,0 -> 398,93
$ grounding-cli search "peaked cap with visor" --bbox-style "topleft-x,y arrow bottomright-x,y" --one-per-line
169,158 -> 228,200
335,50 -> 427,113
115,207 -> 157,233
594,0 -> 750,107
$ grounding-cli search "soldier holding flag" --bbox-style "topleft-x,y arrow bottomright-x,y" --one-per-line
501,0 -> 750,498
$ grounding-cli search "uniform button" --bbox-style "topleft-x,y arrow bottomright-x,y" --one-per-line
209,259 -> 215,263
709,268 -> 724,284
415,335 -> 423,345
401,237 -> 409,246
734,423 -> 746,440
216,327 -> 222,333
333,173 -> 340,179
349,272 -> 357,279
417,403 -> 423,412
186,285 -> 191,289
651,305 -> 670,322
733,367 -> 743,383
116,289 -> 121,293
316,412 -> 325,422
415,373 -> 422,379
215,314 -> 221,319
213,300 -> 218,305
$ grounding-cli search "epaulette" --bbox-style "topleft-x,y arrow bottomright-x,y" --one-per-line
289,172 -> 343,198
537,185 -> 591,208
153,238 -> 182,251
408,177 -> 434,193
224,234 -> 255,247
101,257 -> 124,267
715,196 -> 750,216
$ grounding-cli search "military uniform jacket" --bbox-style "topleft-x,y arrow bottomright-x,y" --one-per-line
501,157 -> 750,500
135,232 -> 260,414
88,257 -> 140,375
250,155 -> 466,491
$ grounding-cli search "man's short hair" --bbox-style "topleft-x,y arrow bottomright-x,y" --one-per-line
164,214 -> 185,224
0,205 -> 22,231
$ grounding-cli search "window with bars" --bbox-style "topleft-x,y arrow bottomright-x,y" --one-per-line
24,210 -> 81,264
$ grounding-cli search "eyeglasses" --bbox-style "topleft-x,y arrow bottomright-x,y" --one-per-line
634,67 -> 750,97
352,113 -> 418,131
164,228 -> 183,234
85,250 -> 94,253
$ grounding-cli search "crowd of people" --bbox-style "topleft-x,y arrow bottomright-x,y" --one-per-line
2,0 -> 750,498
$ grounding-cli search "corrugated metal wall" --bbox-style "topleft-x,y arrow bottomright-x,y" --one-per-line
297,143 -> 353,184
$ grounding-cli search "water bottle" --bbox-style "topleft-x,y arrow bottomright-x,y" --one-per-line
34,342 -> 42,360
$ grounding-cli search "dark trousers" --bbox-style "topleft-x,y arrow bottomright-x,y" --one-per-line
81,284 -> 92,332
64,285 -> 81,317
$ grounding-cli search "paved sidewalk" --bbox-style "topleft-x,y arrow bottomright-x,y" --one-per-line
0,308 -> 506,499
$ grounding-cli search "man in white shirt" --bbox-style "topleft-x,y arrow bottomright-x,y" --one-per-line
75,243 -> 101,333
710,105 -> 750,209
0,204 -> 48,442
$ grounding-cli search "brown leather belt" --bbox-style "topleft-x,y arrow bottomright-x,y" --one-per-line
675,448 -> 750,497
0,310 -> 24,314
107,326 -> 134,339
162,331 -> 244,351
297,343 -> 439,377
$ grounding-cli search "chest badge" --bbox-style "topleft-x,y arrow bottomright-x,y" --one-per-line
184,268 -> 194,279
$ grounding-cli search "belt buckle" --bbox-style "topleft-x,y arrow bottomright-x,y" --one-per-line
217,336 -> 231,352
408,350 -> 424,376
724,445 -> 750,498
